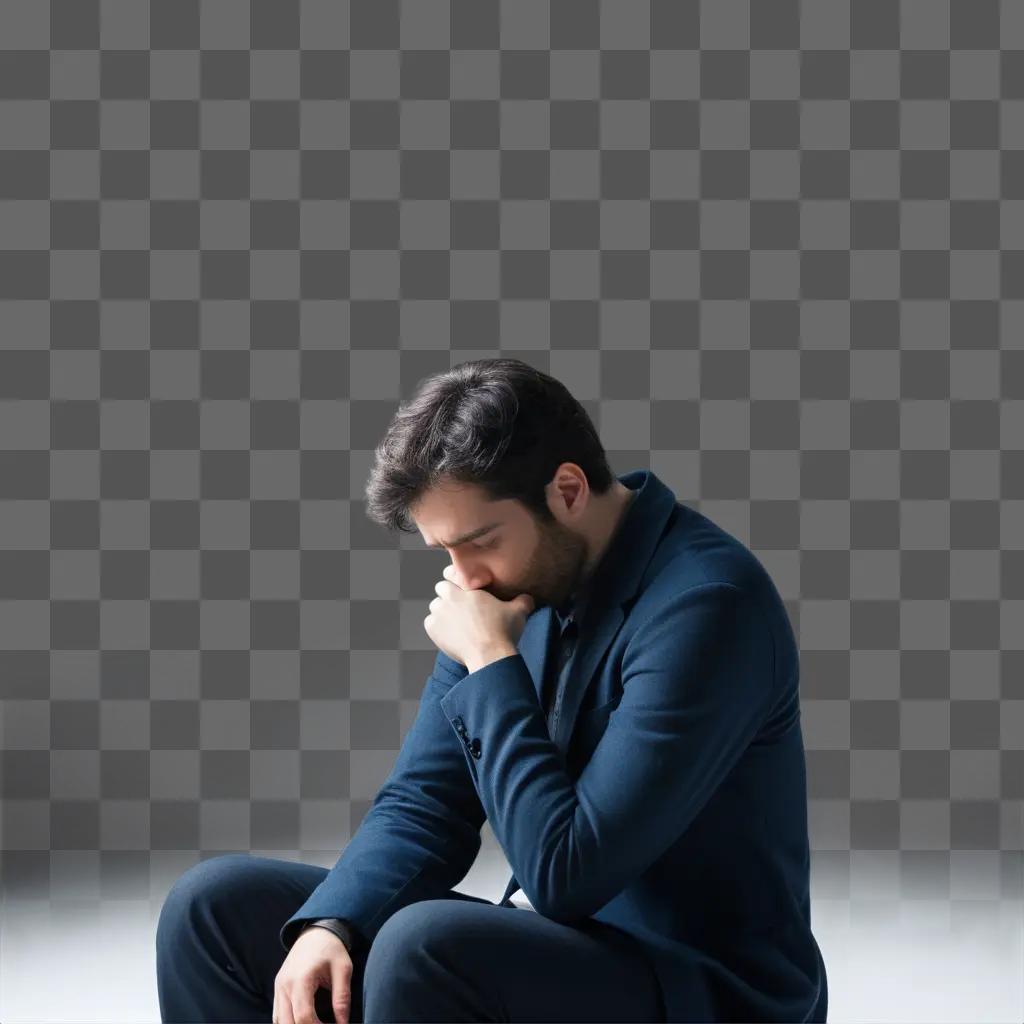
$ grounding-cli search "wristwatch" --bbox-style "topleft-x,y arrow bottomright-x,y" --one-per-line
302,917 -> 357,956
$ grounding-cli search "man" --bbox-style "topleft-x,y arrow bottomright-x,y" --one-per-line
156,358 -> 828,1022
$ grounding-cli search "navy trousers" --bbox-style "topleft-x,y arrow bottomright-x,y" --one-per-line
155,853 -> 666,1023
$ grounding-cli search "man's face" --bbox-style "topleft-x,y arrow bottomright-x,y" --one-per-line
411,479 -> 588,611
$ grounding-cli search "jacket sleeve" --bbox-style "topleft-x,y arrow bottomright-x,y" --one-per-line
279,650 -> 486,952
437,581 -> 777,922
297,917 -> 359,957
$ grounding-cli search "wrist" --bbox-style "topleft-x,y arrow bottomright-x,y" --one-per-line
303,918 -> 355,954
466,641 -> 518,674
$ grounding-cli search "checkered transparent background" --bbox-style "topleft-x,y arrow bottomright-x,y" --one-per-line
0,0 -> 1022,912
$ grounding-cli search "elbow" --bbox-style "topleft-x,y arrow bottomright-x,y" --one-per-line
529,884 -> 593,925
537,899 -> 591,926
529,832 -> 598,923
539,904 -> 581,925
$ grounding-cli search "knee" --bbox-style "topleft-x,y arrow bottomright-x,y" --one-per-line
376,900 -> 442,948
362,901 -> 498,1019
156,854 -> 254,943
360,901 -> 447,1013
362,901 -> 454,982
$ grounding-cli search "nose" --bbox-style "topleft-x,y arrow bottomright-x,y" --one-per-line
449,558 -> 490,591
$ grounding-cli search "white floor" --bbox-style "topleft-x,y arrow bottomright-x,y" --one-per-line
1,831 -> 1021,1023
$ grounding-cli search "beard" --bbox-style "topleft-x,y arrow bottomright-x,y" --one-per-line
489,518 -> 589,611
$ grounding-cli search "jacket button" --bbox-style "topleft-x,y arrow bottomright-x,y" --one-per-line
452,716 -> 464,731
469,738 -> 481,758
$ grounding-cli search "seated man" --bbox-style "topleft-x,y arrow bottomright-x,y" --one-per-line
156,357 -> 828,1023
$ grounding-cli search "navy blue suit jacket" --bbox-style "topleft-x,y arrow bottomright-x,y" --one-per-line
281,468 -> 828,1022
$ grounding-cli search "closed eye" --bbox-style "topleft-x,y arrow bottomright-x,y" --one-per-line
474,538 -> 499,550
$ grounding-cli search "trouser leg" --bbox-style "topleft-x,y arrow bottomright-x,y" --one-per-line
155,853 -> 330,1023
154,852 -> 501,1024
361,897 -> 665,1023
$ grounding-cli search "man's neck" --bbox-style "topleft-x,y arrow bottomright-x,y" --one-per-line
569,482 -> 636,604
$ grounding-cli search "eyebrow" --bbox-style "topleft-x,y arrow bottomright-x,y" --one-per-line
424,522 -> 502,550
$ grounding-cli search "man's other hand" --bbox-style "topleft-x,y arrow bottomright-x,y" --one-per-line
273,925 -> 353,1024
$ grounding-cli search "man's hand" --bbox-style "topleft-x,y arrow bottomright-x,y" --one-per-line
273,925 -> 353,1024
424,564 -> 534,670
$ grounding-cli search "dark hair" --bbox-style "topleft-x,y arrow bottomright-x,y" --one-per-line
365,358 -> 616,533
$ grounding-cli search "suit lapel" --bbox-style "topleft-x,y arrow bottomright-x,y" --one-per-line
515,602 -> 557,707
